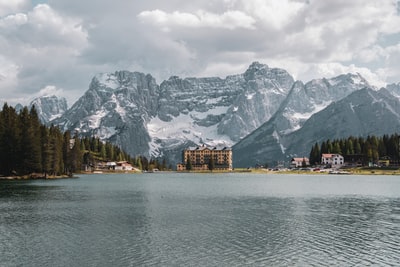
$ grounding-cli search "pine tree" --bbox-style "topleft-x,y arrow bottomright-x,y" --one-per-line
136,156 -> 142,170
0,103 -> 20,175
18,106 -> 42,174
41,125 -> 52,176
354,139 -> 362,154
100,142 -> 106,160
345,138 -> 354,155
106,142 -> 114,161
208,156 -> 215,171
309,142 -> 320,165
326,140 -> 333,153
70,136 -> 82,173
49,125 -> 64,175
29,106 -> 43,172
186,158 -> 192,171
320,141 -> 327,154
332,142 -> 341,154
162,158 -> 167,170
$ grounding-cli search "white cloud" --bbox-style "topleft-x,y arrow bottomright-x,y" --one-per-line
238,0 -> 306,30
37,85 -> 64,97
0,56 -> 18,92
138,9 -> 255,31
0,0 -> 28,16
0,13 -> 27,27
0,4 -> 88,105
379,43 -> 400,83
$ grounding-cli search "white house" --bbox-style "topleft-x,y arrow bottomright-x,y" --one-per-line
115,161 -> 133,171
291,157 -> 310,168
321,153 -> 344,168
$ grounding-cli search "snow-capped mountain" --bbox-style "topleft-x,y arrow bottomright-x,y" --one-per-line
37,61 -> 400,168
29,95 -> 68,123
52,62 -> 294,164
284,87 -> 400,156
279,73 -> 371,134
149,62 -> 294,163
54,71 -> 159,157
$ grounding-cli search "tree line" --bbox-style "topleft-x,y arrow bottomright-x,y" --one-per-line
309,134 -> 400,166
0,103 -> 141,176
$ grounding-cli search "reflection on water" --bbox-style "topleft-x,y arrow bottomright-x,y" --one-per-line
1,174 -> 400,266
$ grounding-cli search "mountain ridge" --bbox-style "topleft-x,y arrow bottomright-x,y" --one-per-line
27,62 -> 400,168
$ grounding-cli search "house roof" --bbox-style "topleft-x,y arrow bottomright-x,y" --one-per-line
292,157 -> 309,162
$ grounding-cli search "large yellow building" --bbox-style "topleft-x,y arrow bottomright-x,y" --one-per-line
177,145 -> 233,171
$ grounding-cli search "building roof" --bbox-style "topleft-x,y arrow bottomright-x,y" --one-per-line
186,145 -> 232,151
292,157 -> 309,162
322,153 -> 342,158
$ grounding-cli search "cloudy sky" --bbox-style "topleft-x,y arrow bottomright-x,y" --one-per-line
1,0 -> 400,106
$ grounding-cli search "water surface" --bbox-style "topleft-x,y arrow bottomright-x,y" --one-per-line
1,173 -> 399,266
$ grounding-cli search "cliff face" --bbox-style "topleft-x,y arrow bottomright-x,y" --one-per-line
29,95 -> 68,123
51,62 -> 295,163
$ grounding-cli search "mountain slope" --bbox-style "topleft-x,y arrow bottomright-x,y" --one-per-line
284,87 -> 400,158
233,87 -> 400,167
54,71 -> 159,156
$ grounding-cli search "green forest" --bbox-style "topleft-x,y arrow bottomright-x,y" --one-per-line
309,134 -> 400,166
0,103 -> 139,177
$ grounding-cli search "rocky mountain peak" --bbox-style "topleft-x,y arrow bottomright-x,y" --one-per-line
29,95 -> 68,123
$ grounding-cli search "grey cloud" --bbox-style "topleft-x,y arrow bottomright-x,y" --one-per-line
1,0 -> 400,106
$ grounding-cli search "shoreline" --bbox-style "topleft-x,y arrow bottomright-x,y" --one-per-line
2,167 -> 399,180
0,173 -> 76,180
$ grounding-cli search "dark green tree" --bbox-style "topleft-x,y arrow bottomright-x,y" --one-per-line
309,142 -> 320,165
186,158 -> 192,171
302,157 -> 307,167
208,156 -> 215,171
49,125 -> 64,175
18,106 -> 42,174
0,103 -> 20,175
136,156 -> 143,170
332,142 -> 342,154
40,125 -> 52,176
70,136 -> 82,173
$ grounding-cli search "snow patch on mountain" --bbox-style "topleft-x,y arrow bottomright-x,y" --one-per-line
97,126 -> 117,140
246,92 -> 256,100
272,130 -> 286,154
148,109 -> 233,157
349,103 -> 355,113
88,109 -> 107,128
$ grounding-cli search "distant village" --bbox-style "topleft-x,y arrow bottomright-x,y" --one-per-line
174,145 -> 348,172
173,141 -> 399,173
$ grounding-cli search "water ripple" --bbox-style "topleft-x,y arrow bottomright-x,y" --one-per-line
1,174 -> 400,266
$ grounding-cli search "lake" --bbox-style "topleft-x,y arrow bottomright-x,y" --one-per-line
1,173 -> 400,266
